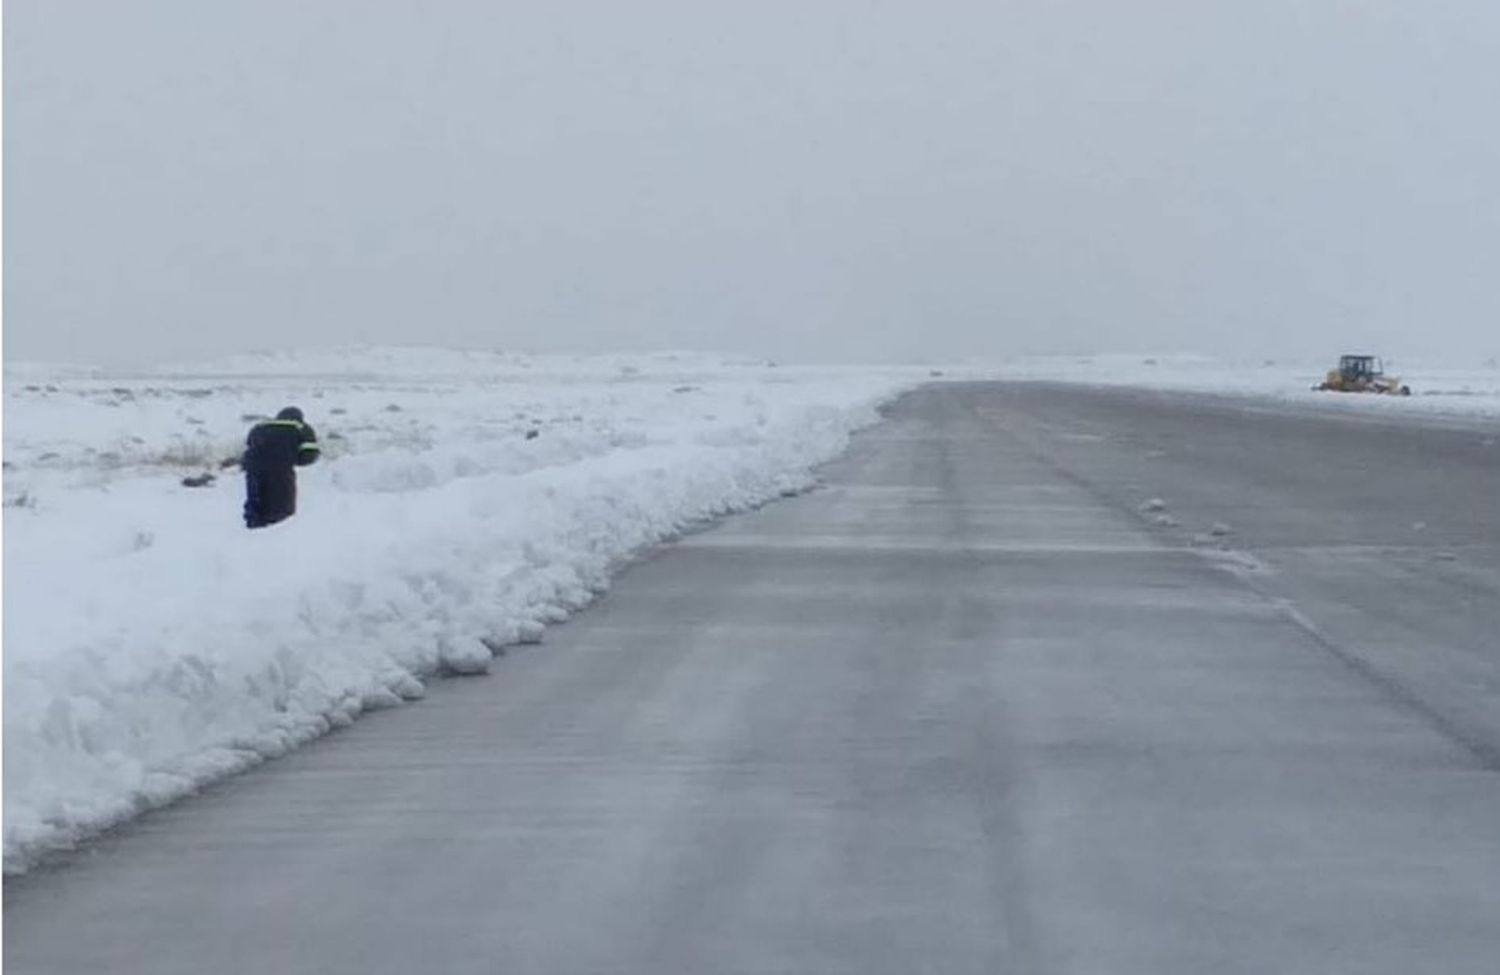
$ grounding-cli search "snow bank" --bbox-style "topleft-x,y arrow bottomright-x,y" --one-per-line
3,350 -> 922,872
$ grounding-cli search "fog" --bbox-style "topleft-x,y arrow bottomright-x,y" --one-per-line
6,1 -> 1498,367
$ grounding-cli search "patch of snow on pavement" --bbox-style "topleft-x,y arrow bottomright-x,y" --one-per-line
2,349 -> 926,872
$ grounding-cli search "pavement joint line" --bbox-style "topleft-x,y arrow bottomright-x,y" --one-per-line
677,538 -> 1175,554
1192,547 -> 1500,773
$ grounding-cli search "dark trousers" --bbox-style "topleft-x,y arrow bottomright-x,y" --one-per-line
244,467 -> 297,529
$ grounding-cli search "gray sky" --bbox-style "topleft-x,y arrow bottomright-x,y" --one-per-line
6,1 -> 1498,366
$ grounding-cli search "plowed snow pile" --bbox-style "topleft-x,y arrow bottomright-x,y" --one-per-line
2,350 -> 924,872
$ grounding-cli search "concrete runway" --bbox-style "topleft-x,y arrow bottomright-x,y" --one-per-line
7,383 -> 1500,974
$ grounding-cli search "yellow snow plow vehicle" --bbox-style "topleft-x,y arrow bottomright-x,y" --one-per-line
1316,355 -> 1411,396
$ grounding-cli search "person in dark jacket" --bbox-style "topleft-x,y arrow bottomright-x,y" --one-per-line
243,406 -> 321,528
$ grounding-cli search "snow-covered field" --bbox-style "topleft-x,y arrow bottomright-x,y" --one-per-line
987,354 -> 1500,421
2,349 -> 931,873
4,347 -> 1496,873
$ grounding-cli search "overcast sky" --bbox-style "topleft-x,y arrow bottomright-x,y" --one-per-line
6,1 -> 1498,366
